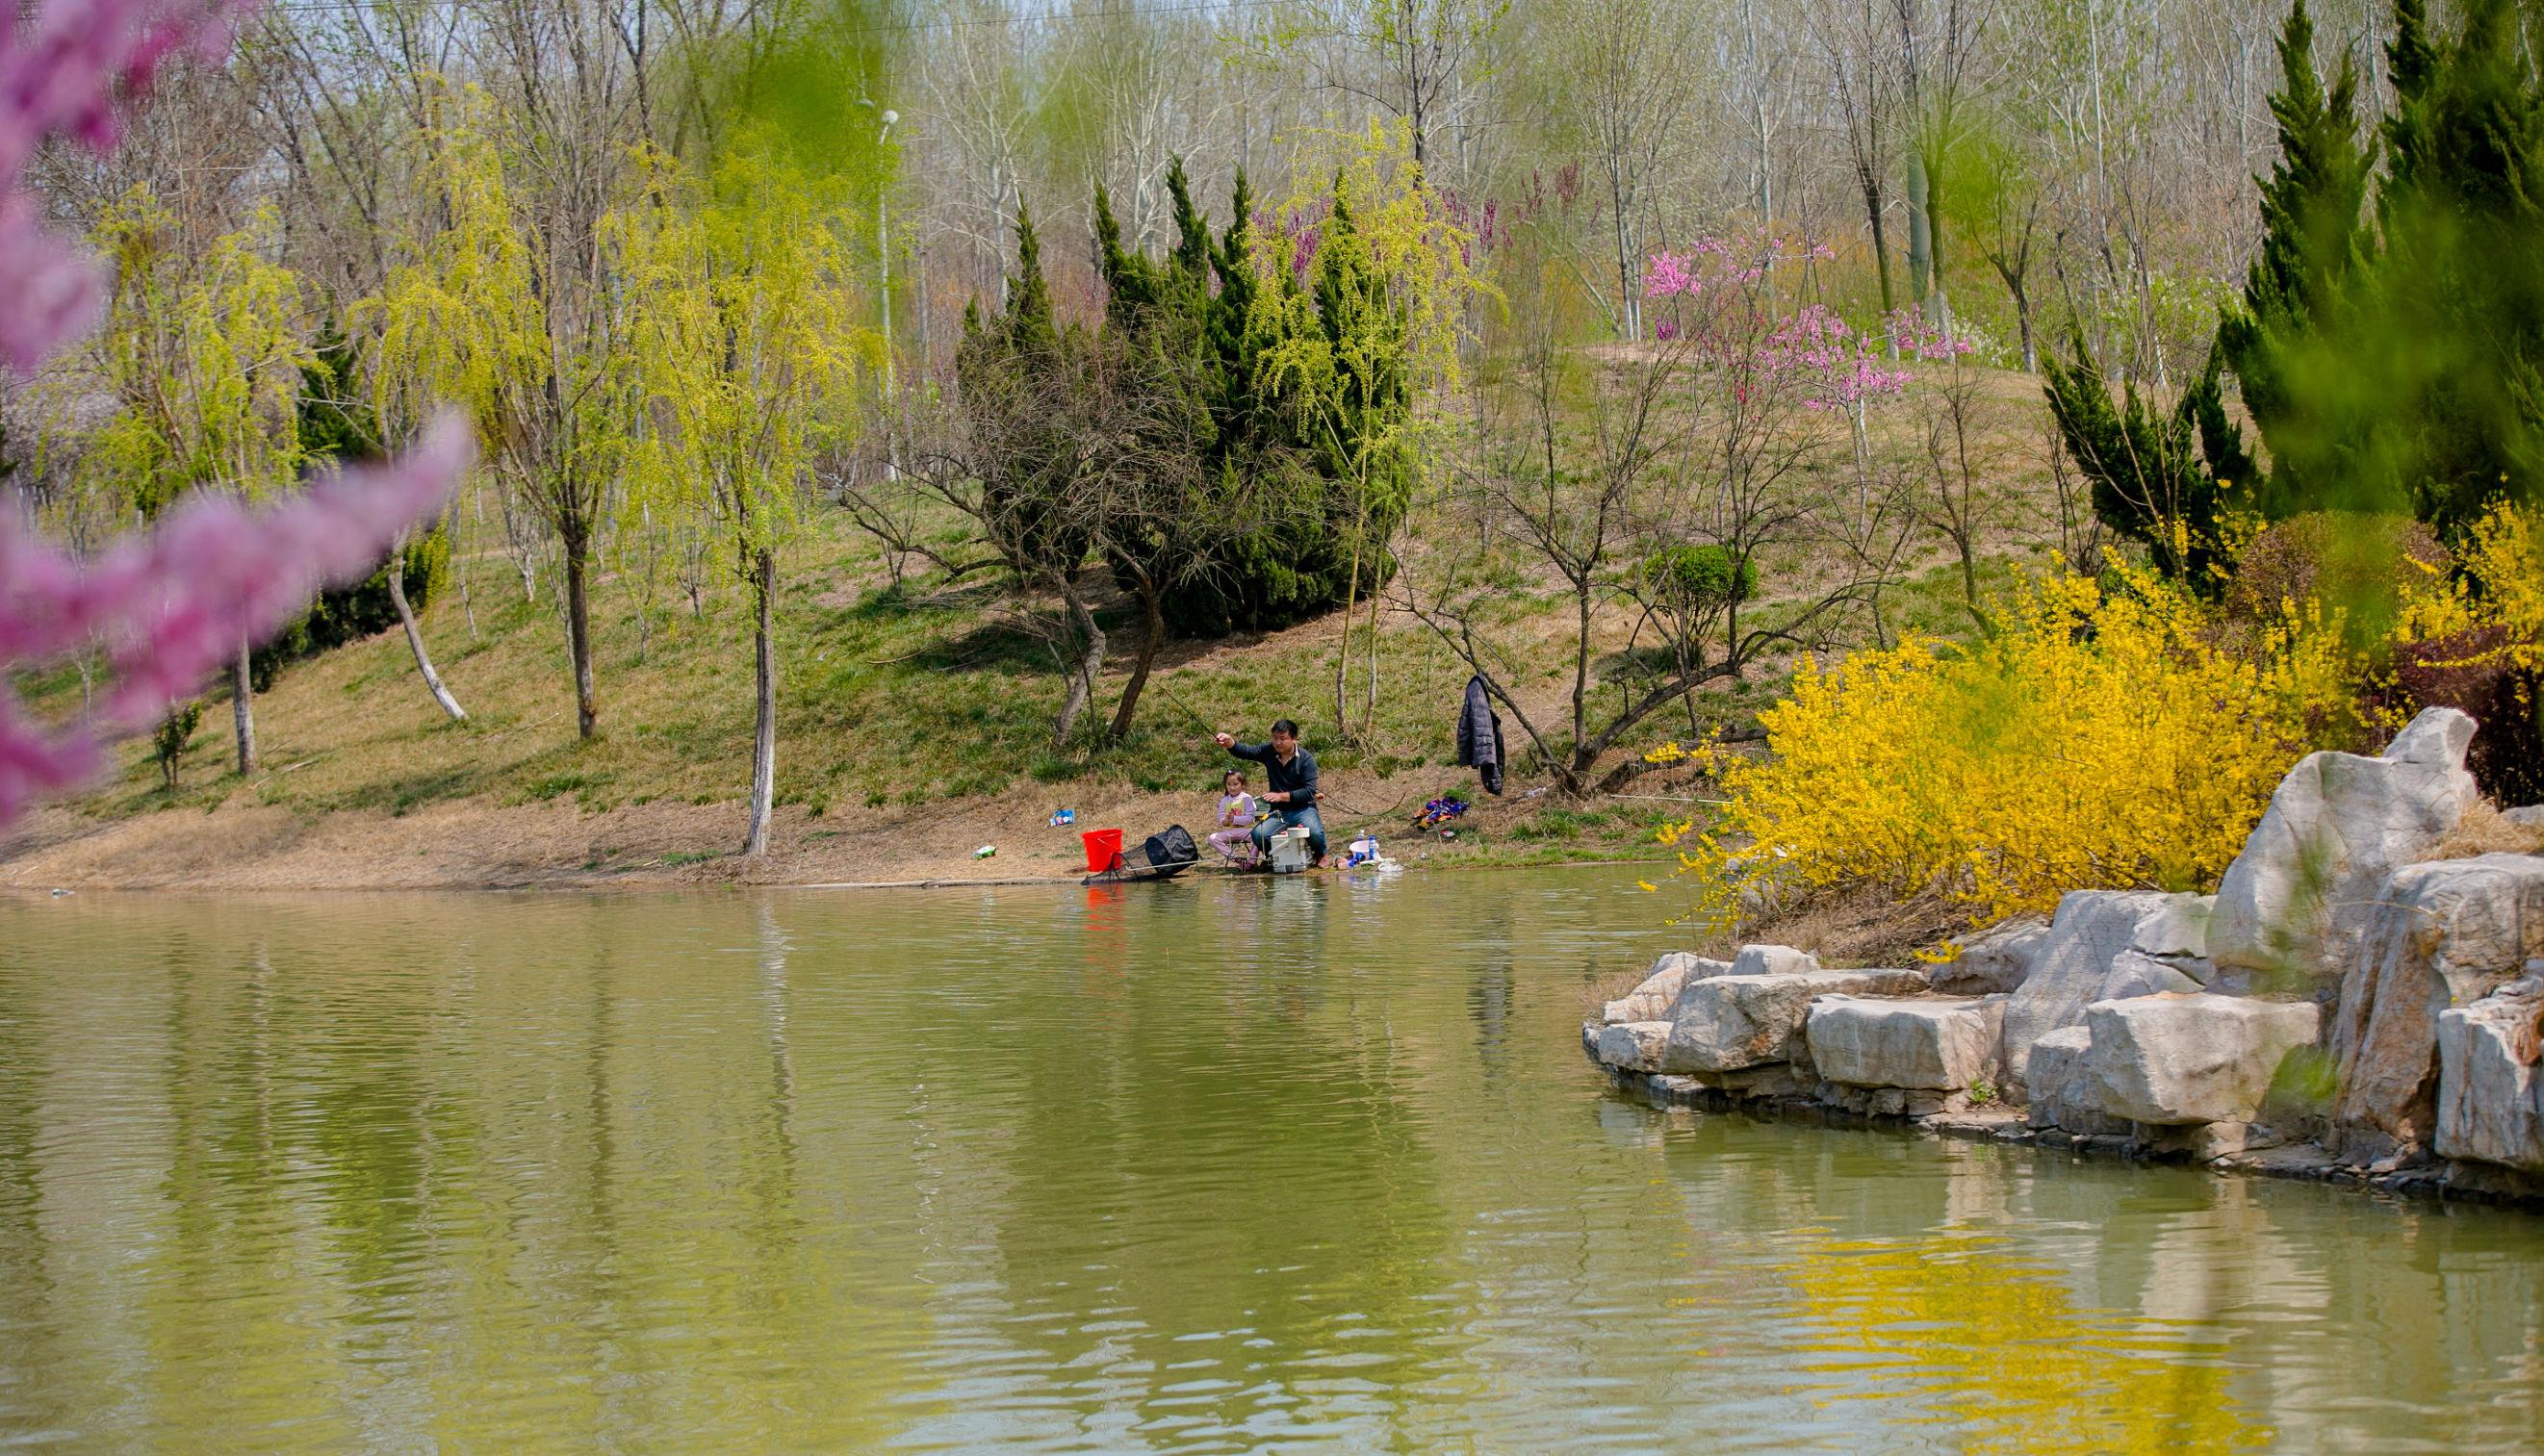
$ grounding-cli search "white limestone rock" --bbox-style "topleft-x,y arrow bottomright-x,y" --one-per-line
2504,805 -> 2544,832
1931,918 -> 2050,996
1807,996 -> 2005,1090
1665,968 -> 1927,1074
2435,975 -> 2544,1174
2101,949 -> 2207,1000
1596,1021 -> 1674,1074
2133,895 -> 2215,959
2329,853 -> 2544,1150
1604,952 -> 1734,1024
2079,994 -> 2322,1126
1997,890 -> 2179,1092
2208,706 -> 2479,984
2024,1025 -> 2125,1134
1732,943 -> 1822,978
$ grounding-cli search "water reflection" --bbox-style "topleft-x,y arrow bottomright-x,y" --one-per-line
0,874 -> 2538,1452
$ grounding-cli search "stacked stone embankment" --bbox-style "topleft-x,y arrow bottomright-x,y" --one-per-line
1583,706 -> 2544,1205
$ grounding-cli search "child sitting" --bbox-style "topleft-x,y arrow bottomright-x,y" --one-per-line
1207,769 -> 1258,865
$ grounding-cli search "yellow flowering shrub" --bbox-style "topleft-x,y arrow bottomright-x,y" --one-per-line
1665,568 -> 2361,930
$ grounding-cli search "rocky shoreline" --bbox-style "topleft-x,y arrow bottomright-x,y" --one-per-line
1584,705 -> 2544,1211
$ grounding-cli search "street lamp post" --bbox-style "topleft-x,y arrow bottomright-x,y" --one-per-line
859,99 -> 899,478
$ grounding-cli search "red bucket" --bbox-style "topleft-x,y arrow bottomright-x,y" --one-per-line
1081,829 -> 1124,874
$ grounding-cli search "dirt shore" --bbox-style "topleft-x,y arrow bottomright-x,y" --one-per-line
0,771 -> 1594,892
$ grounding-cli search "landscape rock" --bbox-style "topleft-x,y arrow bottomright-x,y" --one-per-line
2025,1025 -> 2127,1135
2080,994 -> 2322,1126
2329,853 -> 2544,1150
2435,976 -> 2544,1174
1605,953 -> 1734,1023
1931,918 -> 2049,996
1997,890 -> 2178,1091
2505,805 -> 2544,832
1807,996 -> 2005,1090
2132,895 -> 2215,960
1595,1021 -> 1674,1074
1731,943 -> 1821,979
2208,706 -> 2479,985
1665,968 -> 1927,1074
2101,950 -> 2206,1000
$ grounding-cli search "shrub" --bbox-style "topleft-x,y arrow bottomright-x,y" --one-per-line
1638,544 -> 1757,614
1668,569 -> 2359,929
2373,503 -> 2544,804
152,701 -> 203,789
2225,511 -> 2446,633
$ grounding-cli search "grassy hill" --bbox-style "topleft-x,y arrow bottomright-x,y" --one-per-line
6,364 -> 2067,888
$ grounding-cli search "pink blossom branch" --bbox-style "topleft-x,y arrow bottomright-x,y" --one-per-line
0,0 -> 471,829
1,418 -> 472,824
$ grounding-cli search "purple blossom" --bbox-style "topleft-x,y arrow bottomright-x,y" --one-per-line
0,0 -> 467,826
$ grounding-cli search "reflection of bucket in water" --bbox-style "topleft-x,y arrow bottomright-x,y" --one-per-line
1081,829 -> 1124,874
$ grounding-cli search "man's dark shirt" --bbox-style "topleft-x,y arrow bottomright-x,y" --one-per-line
1231,740 -> 1318,808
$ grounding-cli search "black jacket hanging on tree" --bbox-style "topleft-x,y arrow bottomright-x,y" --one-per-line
1455,675 -> 1506,795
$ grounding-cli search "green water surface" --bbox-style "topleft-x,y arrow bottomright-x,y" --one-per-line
2,867 -> 2539,1452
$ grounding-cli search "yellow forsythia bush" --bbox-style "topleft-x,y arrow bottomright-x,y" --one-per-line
1668,568 -> 2361,930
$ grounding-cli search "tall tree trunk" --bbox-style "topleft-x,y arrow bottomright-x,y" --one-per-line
386,529 -> 467,722
564,523 -> 597,739
1108,584 -> 1165,741
1992,250 -> 2038,370
1907,149 -> 1933,307
1862,176 -> 1895,315
1333,498 -> 1367,741
1053,578 -> 1106,745
743,547 -> 778,856
230,642 -> 256,776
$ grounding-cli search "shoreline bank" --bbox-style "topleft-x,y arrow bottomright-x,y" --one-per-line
1581,709 -> 2544,1216
0,785 -> 1668,893
1591,1059 -> 2544,1213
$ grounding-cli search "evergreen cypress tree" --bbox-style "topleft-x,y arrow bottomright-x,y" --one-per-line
2043,335 -> 2244,588
1084,161 -> 1423,637
2371,0 -> 2544,525
2217,0 -> 2377,515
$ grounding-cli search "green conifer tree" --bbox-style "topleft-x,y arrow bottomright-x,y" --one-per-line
2371,0 -> 2544,525
2217,0 -> 2378,515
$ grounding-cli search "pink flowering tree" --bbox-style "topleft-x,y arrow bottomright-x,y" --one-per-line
1405,225 -> 1944,794
1638,232 -> 1962,667
0,0 -> 466,829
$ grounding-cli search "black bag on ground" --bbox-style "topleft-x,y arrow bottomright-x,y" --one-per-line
1144,825 -> 1199,867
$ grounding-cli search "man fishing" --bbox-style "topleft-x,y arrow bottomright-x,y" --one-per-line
1214,719 -> 1326,868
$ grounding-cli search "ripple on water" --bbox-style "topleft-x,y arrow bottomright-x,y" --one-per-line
2,874 -> 2541,1452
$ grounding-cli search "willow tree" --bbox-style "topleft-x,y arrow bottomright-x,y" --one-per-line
90,193 -> 315,776
614,145 -> 874,855
372,85 -> 626,741
1249,121 -> 1487,739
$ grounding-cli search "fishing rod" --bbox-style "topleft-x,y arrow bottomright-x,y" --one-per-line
1160,683 -> 1221,741
1163,681 -> 1417,823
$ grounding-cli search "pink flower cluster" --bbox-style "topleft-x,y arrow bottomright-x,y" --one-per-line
1641,233 -> 1974,413
0,0 -> 467,827
1642,234 -> 1834,303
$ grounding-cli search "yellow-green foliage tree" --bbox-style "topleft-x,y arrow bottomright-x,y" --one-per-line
1246,119 -> 1488,738
90,192 -> 315,776
371,83 -> 626,742
613,143 -> 875,855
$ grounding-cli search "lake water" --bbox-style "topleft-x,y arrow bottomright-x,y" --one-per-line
3,867 -> 2540,1452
